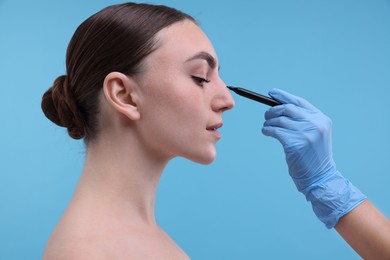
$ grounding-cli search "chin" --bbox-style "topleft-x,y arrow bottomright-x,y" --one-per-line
189,150 -> 217,165
179,145 -> 217,165
195,157 -> 215,165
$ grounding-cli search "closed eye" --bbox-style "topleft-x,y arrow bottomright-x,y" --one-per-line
191,76 -> 210,87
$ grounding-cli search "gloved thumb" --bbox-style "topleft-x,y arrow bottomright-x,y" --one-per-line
269,88 -> 318,111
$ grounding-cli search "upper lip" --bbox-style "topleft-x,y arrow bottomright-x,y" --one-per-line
206,122 -> 223,131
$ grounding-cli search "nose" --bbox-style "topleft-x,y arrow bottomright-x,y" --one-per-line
211,79 -> 235,113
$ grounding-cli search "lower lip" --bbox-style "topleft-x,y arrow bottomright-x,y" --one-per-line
207,129 -> 221,139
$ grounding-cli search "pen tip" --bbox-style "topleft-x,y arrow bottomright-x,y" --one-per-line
226,86 -> 234,90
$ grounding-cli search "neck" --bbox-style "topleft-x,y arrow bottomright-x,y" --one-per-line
70,132 -> 170,227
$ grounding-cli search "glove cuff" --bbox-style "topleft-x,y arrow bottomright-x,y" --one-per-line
302,171 -> 367,229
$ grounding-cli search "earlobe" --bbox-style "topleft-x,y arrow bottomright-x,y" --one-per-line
103,72 -> 141,121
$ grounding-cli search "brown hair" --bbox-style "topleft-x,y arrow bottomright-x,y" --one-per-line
41,2 -> 195,142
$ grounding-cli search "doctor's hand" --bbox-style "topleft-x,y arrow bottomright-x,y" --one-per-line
262,88 -> 366,229
262,88 -> 335,192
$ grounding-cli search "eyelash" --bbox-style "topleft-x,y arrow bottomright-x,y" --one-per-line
191,76 -> 210,87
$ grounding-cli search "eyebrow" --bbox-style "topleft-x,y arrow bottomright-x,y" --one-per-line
185,51 -> 220,70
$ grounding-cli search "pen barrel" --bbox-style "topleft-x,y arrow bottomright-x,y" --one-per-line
234,87 -> 281,107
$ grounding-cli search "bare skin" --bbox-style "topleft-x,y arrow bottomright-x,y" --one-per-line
43,137 -> 189,259
335,200 -> 390,259
43,19 -> 234,259
42,14 -> 390,260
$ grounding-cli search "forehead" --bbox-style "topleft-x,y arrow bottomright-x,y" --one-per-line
146,20 -> 218,68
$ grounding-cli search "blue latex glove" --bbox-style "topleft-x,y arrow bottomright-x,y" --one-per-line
262,88 -> 366,228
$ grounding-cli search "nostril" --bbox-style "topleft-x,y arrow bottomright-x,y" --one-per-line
210,87 -> 235,112
225,91 -> 235,110
224,100 -> 235,111
214,99 -> 234,113
210,80 -> 235,112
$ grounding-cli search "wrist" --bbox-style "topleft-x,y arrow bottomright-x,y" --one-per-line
302,171 -> 367,229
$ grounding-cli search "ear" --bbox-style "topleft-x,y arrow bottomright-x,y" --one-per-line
103,72 -> 141,121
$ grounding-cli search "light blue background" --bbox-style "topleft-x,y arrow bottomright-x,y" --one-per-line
1,1 -> 389,259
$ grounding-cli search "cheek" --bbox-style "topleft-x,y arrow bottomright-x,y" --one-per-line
149,83 -> 204,122
139,88 -> 203,141
161,94 -> 204,136
147,98 -> 213,159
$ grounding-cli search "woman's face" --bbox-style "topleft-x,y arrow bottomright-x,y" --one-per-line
135,20 -> 235,164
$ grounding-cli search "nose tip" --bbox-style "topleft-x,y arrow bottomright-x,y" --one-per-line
224,88 -> 235,110
211,84 -> 235,112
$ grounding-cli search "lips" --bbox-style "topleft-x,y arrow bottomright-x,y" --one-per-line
206,122 -> 223,131
206,123 -> 222,140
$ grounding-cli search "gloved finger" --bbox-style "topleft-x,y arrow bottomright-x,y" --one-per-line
264,103 -> 316,121
261,125 -> 295,148
269,88 -> 319,111
263,116 -> 313,131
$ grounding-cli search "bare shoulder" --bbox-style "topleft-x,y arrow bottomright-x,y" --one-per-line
43,217 -> 190,260
41,235 -> 87,259
42,211 -> 113,259
43,240 -> 104,260
42,224 -> 107,260
43,229 -> 190,260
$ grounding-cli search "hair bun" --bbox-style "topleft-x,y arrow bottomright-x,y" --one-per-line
41,75 -> 86,139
